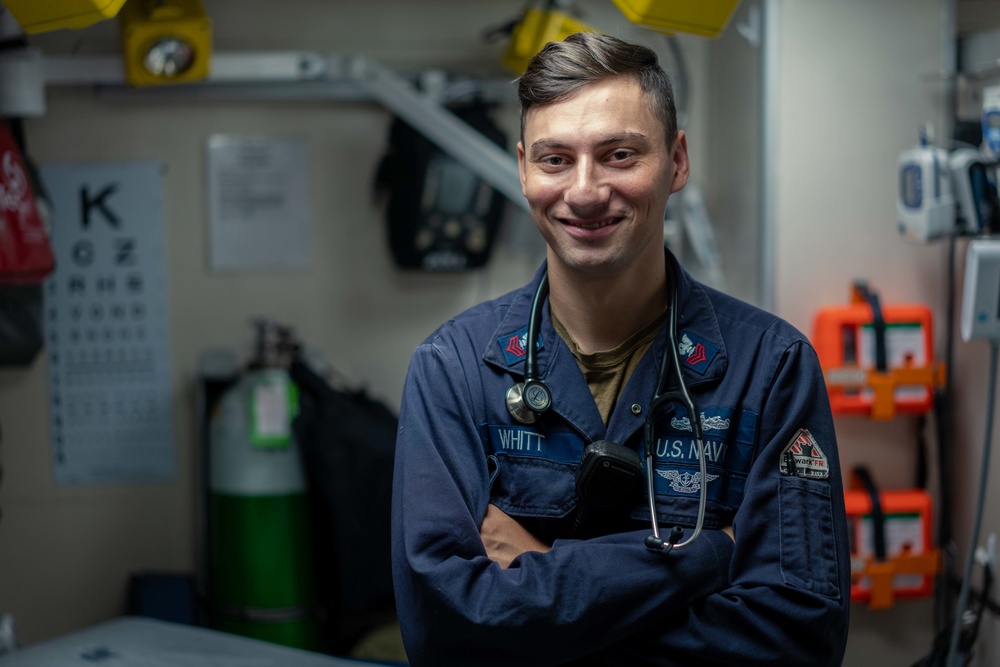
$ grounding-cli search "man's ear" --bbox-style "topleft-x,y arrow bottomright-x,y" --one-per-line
669,130 -> 690,194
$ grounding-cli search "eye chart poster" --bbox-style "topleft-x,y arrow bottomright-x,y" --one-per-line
40,161 -> 176,485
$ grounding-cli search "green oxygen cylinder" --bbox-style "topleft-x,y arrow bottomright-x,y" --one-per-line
208,365 -> 319,650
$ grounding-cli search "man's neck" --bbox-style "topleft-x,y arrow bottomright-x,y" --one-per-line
547,252 -> 668,355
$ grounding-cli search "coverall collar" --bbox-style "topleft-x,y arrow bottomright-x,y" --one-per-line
482,249 -> 729,439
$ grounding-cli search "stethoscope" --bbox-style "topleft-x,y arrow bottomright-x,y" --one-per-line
505,251 -> 708,554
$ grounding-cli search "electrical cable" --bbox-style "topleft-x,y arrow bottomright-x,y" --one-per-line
916,414 -> 929,490
854,282 -> 887,372
917,550 -> 996,667
663,36 -> 689,131
965,543 -> 994,660
945,340 -> 999,667
935,234 -> 959,634
949,572 -> 998,618
853,466 -> 887,561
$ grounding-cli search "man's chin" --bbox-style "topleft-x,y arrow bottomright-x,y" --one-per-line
549,250 -> 626,280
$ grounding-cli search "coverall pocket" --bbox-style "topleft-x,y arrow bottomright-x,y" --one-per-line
778,476 -> 841,600
490,454 -> 578,519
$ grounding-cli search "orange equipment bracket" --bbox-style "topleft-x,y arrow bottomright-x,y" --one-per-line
854,549 -> 941,610
827,362 -> 947,420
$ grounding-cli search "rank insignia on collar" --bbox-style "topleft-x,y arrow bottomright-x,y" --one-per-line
497,326 -> 542,366
677,330 -> 719,375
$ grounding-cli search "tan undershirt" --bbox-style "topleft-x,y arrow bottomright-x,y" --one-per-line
552,310 -> 667,425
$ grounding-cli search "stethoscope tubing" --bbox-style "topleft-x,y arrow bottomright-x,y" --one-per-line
646,252 -> 707,552
513,250 -> 709,554
525,272 -> 547,386
644,392 -> 707,552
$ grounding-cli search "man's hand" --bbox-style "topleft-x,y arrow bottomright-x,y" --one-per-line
480,503 -> 551,568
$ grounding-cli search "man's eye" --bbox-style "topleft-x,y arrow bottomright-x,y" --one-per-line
542,156 -> 566,167
610,150 -> 633,161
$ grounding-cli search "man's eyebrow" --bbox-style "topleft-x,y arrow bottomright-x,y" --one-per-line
527,140 -> 570,159
528,132 -> 653,159
597,132 -> 653,147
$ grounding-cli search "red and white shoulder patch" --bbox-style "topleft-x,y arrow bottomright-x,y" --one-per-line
779,428 -> 829,480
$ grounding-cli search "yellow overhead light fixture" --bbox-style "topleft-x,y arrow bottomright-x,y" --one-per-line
0,0 -> 128,33
118,0 -> 212,87
610,0 -> 741,38
502,7 -> 599,76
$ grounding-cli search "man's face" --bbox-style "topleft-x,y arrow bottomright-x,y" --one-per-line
517,76 -> 688,280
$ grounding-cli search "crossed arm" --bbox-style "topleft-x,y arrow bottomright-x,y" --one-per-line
479,503 -> 551,568
478,503 -> 733,569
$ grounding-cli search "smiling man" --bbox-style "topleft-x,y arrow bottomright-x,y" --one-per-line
391,33 -> 850,666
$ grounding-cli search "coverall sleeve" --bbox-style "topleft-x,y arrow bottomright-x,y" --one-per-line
391,339 -> 737,667
590,340 -> 851,666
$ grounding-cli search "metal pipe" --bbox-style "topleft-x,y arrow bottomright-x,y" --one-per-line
348,57 -> 527,212
758,0 -> 779,312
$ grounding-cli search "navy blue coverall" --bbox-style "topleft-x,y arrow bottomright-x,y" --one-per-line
391,258 -> 850,666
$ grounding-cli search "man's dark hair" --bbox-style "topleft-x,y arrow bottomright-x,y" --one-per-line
517,32 -> 677,146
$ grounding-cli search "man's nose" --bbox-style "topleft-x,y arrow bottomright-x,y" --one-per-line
563,160 -> 610,215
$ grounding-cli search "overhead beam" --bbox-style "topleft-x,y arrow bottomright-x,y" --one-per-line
2,49 -> 528,211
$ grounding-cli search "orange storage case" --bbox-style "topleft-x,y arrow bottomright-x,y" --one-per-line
845,489 -> 938,608
812,302 -> 939,418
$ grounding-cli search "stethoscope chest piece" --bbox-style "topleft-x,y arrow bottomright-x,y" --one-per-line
506,380 -> 552,425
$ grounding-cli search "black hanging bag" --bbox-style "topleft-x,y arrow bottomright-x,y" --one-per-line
289,359 -> 398,653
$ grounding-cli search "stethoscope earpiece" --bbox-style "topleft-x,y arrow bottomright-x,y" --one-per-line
644,526 -> 685,554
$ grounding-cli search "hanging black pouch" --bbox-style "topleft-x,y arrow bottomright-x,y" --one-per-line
374,100 -> 507,271
0,284 -> 43,366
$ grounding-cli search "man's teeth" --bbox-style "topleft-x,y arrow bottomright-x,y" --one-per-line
578,219 -> 614,229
